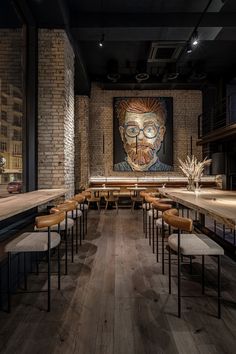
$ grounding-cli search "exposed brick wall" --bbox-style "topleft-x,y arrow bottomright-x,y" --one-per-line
74,95 -> 90,191
38,29 -> 75,197
89,83 -> 202,177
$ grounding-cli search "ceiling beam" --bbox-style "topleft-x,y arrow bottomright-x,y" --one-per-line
71,27 -> 224,42
70,12 -> 236,28
12,0 -> 36,26
57,0 -> 91,95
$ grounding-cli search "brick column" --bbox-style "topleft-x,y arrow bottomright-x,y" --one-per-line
38,29 -> 75,197
74,95 -> 90,191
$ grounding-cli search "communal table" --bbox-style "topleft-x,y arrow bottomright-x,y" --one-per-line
0,189 -> 68,221
159,188 -> 236,230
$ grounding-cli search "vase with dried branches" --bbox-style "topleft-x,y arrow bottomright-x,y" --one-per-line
178,155 -> 212,191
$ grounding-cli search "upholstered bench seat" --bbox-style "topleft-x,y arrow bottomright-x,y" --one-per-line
5,232 -> 61,253
168,233 -> 224,256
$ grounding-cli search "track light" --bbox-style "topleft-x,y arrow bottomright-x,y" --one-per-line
99,34 -> 104,48
192,31 -> 199,46
186,42 -> 193,54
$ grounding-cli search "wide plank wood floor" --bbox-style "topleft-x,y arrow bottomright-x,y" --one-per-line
0,208 -> 236,354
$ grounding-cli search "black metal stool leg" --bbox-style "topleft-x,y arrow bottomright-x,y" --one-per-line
7,252 -> 11,313
24,252 -> 27,290
178,230 -> 181,318
64,213 -> 68,275
169,247 -> 171,294
202,255 -> 205,294
58,244 -> 61,290
152,211 -> 155,253
162,219 -> 165,274
47,248 -> 51,312
79,216 -> 82,245
75,213 -> 78,254
149,215 -> 151,245
71,227 -> 74,263
85,208 -> 88,235
156,226 -> 159,262
218,255 -> 221,319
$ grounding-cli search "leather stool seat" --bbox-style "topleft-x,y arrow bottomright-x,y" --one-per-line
168,233 -> 224,256
5,232 -> 61,253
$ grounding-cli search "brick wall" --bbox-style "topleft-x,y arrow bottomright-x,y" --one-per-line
88,83 -> 202,177
74,95 -> 90,191
38,29 -> 75,197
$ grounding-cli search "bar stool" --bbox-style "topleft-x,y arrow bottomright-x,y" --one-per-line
145,195 -> 158,241
87,190 -> 101,211
76,193 -> 89,237
152,200 -> 172,272
49,201 -> 77,273
66,198 -> 83,249
5,211 -> 65,312
163,208 -> 224,318
104,191 -> 119,212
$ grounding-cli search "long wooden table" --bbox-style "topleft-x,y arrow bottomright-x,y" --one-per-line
0,189 -> 68,221
159,188 -> 236,230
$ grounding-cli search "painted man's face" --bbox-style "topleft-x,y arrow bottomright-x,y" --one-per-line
119,111 -> 166,171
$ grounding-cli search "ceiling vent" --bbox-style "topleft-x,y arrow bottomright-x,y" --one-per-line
148,42 -> 184,63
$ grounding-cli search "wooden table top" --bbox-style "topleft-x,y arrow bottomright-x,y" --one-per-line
0,189 -> 67,221
159,188 -> 236,229
88,187 -> 121,191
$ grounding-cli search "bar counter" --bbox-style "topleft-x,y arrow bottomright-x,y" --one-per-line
0,189 -> 67,221
160,188 -> 236,229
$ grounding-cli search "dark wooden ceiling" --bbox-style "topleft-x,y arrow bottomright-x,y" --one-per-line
1,0 -> 236,94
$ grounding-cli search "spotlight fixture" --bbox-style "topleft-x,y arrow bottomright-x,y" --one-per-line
192,31 -> 199,46
186,42 -> 193,54
99,34 -> 104,48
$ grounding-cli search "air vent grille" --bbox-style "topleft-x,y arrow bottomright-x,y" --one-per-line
148,42 -> 184,63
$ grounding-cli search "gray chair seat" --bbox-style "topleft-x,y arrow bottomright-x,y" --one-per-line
142,203 -> 150,209
78,204 -> 88,210
67,210 -> 82,219
35,218 -> 74,231
5,232 -> 61,253
168,233 -> 224,256
147,209 -> 158,218
156,218 -> 169,230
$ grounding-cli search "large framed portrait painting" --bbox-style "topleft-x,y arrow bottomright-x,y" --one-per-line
113,97 -> 173,172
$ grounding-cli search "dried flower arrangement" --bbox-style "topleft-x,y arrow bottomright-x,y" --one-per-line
178,155 -> 212,190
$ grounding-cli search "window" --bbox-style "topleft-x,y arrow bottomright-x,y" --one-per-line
0,141 -> 7,152
12,143 -> 21,156
13,129 -> 22,141
1,111 -> 7,121
1,125 -> 7,137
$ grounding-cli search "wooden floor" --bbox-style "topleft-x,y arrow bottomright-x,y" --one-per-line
0,209 -> 236,354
